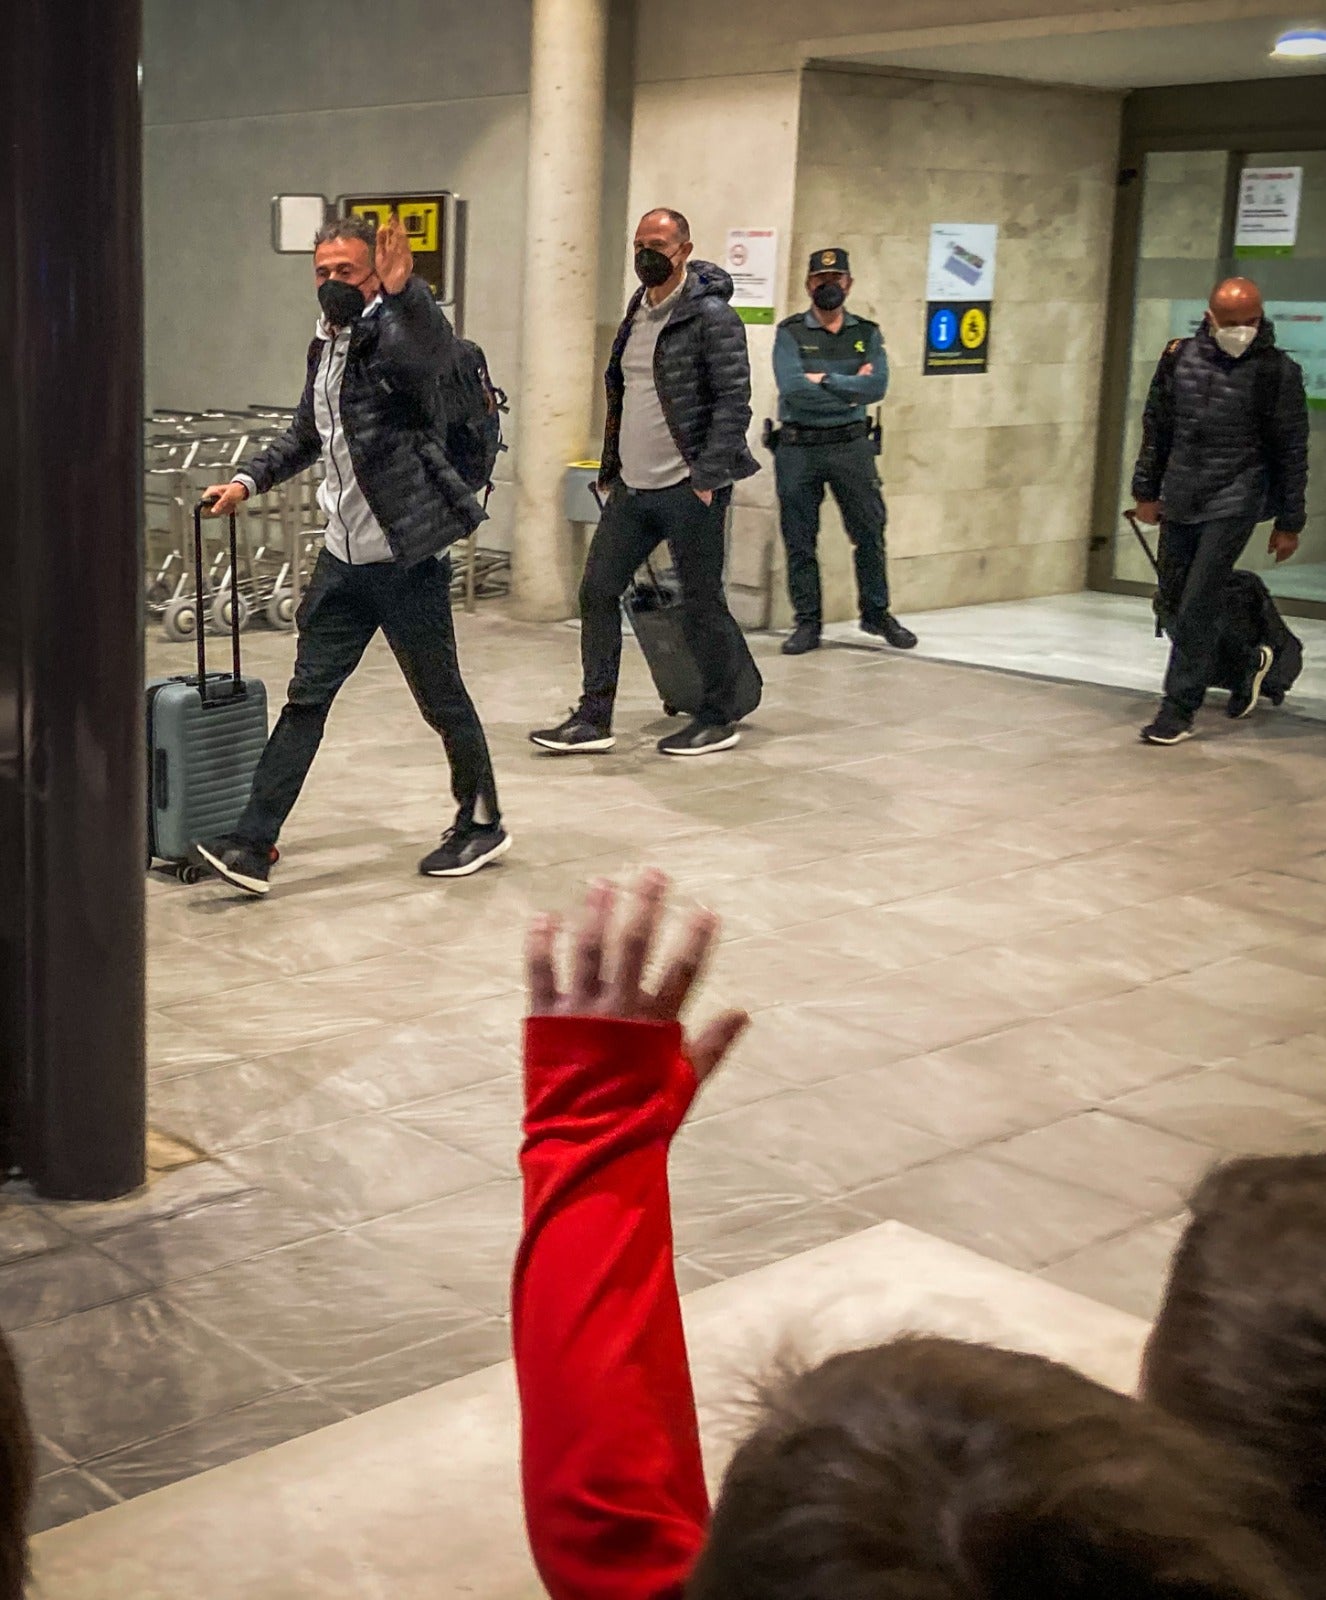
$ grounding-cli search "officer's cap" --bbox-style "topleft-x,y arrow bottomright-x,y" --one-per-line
808,247 -> 850,275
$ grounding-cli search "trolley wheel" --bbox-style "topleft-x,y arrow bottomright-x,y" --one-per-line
210,592 -> 251,634
177,863 -> 207,886
162,596 -> 199,643
265,588 -> 296,631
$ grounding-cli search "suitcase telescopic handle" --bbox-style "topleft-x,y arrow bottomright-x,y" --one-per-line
1121,509 -> 1162,579
194,497 -> 244,703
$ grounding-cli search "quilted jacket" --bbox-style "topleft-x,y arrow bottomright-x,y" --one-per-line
237,277 -> 485,566
600,261 -> 760,494
1132,318 -> 1309,533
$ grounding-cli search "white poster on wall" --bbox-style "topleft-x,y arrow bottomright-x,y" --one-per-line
1235,167 -> 1303,257
725,228 -> 778,325
926,223 -> 999,301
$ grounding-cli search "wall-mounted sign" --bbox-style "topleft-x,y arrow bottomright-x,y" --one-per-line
924,300 -> 991,375
338,191 -> 456,303
924,224 -> 997,375
1235,167 -> 1302,258
271,194 -> 329,254
725,228 -> 778,325
927,223 -> 998,302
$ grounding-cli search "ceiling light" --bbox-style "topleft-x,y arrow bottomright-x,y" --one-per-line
1271,27 -> 1326,58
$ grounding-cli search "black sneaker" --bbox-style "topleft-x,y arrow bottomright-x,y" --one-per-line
1140,706 -> 1195,745
529,710 -> 615,754
658,720 -> 740,757
1227,644 -> 1274,720
781,622 -> 822,656
419,823 -> 512,878
860,614 -> 918,650
194,835 -> 277,896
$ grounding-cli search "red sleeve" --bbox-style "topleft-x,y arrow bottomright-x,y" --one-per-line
512,1015 -> 709,1600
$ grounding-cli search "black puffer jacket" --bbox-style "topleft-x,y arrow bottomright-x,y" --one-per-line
1132,318 -> 1308,533
600,261 -> 760,493
239,277 -> 484,566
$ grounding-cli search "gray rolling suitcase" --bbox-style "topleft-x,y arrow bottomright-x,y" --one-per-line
146,500 -> 269,882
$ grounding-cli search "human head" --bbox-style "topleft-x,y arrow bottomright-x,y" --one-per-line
633,208 -> 693,293
687,1336 -> 1323,1600
1209,276 -> 1264,329
806,245 -> 852,313
0,1329 -> 34,1600
313,215 -> 382,325
1144,1154 -> 1326,1542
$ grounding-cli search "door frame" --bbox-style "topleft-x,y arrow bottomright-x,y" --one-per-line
1089,76 -> 1326,618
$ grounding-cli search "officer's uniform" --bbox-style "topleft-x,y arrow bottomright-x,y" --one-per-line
771,247 -> 900,640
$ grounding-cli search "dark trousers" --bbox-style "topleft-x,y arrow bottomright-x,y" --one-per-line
775,436 -> 890,627
579,482 -> 739,727
236,549 -> 499,850
1158,515 -> 1258,719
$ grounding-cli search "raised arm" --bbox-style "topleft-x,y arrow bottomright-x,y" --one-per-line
513,874 -> 748,1600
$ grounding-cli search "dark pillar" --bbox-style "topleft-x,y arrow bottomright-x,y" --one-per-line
0,0 -> 147,1198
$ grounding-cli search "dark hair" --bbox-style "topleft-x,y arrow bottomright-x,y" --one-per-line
0,1330 -> 33,1600
687,1336 -> 1324,1600
642,207 -> 690,242
1145,1154 -> 1326,1541
314,214 -> 377,253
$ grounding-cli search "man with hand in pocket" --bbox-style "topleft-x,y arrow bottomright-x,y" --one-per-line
193,211 -> 506,896
531,207 -> 759,760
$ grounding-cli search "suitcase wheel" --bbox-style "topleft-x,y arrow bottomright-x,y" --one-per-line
177,863 -> 208,886
663,703 -> 679,718
162,596 -> 199,643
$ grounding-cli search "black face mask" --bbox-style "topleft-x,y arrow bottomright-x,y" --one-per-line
634,247 -> 677,289
318,276 -> 371,327
811,282 -> 846,312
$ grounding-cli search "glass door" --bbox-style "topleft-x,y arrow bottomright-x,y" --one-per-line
1111,148 -> 1325,602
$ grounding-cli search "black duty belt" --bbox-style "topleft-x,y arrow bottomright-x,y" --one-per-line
778,420 -> 870,447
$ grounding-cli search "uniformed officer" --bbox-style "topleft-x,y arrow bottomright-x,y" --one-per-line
771,247 -> 916,656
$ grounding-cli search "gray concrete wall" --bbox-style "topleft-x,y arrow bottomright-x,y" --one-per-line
143,0 -> 529,409
143,0 -> 637,551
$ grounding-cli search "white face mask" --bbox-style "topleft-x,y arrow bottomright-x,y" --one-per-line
1212,321 -> 1259,359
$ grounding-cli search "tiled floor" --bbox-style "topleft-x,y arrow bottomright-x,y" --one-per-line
5,597 -> 1326,1533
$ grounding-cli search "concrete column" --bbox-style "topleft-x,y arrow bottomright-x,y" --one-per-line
1,0 -> 147,1196
512,0 -> 610,621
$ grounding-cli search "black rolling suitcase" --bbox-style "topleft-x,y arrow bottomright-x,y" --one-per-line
624,559 -> 763,722
1123,510 -> 1303,705
146,501 -> 269,882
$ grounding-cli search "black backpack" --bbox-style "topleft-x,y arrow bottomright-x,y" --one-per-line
442,338 -> 508,501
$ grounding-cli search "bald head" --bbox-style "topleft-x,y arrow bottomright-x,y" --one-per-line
1209,277 -> 1263,328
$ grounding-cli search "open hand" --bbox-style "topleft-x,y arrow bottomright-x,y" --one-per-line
375,211 -> 414,295
1269,528 -> 1299,564
526,870 -> 749,1083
